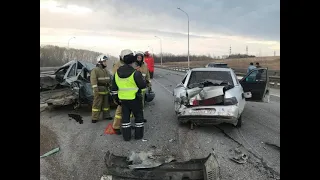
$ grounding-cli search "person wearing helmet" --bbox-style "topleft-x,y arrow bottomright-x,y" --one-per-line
144,51 -> 154,79
90,54 -> 113,123
111,49 -> 147,141
111,52 -> 127,135
134,51 -> 151,120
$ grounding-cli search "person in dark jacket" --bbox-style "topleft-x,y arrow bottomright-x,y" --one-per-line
111,49 -> 147,141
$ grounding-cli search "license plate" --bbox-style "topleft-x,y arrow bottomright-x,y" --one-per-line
190,109 -> 215,115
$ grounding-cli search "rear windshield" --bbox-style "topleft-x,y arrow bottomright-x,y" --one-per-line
188,71 -> 234,87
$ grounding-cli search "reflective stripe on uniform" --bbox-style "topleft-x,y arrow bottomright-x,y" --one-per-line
135,122 -> 144,128
103,108 -> 109,111
130,114 -> 134,118
142,88 -> 146,92
98,77 -> 110,80
92,108 -> 100,112
115,115 -> 121,119
98,92 -> 109,95
111,91 -> 118,95
142,73 -> 146,77
122,122 -> 131,128
92,85 -> 98,88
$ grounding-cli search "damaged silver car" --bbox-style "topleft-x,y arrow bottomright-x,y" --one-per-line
173,67 -> 269,128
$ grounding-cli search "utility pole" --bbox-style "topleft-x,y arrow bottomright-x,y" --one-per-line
246,46 -> 248,55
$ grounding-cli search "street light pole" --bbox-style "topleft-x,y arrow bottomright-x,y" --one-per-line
68,37 -> 76,48
154,36 -> 163,66
177,7 -> 190,69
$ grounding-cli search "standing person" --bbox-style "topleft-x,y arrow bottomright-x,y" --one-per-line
111,52 -> 126,135
90,54 -> 112,123
144,51 -> 154,79
111,49 -> 147,141
247,62 -> 256,73
135,51 -> 152,108
255,62 -> 261,68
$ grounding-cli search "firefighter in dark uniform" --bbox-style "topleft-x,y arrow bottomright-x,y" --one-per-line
111,49 -> 147,141
90,54 -> 113,123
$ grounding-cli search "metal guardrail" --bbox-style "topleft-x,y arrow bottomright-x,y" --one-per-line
40,67 -> 59,72
155,65 -> 280,89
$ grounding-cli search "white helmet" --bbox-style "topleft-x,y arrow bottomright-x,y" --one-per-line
135,51 -> 144,56
96,54 -> 108,63
120,49 -> 134,60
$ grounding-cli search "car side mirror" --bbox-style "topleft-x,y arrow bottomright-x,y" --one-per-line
243,92 -> 252,99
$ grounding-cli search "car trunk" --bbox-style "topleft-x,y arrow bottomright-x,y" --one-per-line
186,86 -> 225,106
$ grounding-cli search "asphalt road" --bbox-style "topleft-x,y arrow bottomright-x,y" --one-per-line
40,68 -> 280,180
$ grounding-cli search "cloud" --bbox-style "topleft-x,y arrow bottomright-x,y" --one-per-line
40,0 -> 280,56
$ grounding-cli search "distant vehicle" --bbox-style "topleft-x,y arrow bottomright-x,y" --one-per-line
205,62 -> 229,68
173,67 -> 269,129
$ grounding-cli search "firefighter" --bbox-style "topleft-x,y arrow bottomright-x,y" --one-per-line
111,53 -> 126,135
111,49 -> 147,141
90,54 -> 112,123
135,51 -> 152,109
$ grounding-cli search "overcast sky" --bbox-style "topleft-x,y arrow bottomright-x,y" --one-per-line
40,0 -> 280,57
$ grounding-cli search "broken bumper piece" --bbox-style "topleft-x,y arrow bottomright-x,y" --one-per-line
104,151 -> 220,180
177,105 -> 239,126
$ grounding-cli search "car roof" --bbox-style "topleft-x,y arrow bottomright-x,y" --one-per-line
208,62 -> 227,64
191,67 -> 233,72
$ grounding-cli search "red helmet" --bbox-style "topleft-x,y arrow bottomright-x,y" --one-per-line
145,51 -> 150,56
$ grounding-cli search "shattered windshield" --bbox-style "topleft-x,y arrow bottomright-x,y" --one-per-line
188,71 -> 234,88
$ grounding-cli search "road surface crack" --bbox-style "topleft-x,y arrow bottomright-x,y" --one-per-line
214,126 -> 280,179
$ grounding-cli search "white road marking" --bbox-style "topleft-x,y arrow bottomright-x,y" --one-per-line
153,78 -> 173,94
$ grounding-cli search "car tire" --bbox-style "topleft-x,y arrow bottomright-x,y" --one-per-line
236,115 -> 242,128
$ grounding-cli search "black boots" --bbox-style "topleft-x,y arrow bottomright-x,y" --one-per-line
104,117 -> 113,120
92,120 -> 97,123
134,122 -> 144,140
122,123 -> 131,141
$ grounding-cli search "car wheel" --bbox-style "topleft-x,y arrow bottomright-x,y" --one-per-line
236,115 -> 242,128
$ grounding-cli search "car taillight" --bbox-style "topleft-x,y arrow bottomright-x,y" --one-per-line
192,99 -> 199,105
224,97 -> 238,105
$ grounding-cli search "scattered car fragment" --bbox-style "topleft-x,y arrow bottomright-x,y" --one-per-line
173,67 -> 269,128
103,150 -> 220,180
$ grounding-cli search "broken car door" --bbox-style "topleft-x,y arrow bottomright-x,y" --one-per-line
239,68 -> 268,101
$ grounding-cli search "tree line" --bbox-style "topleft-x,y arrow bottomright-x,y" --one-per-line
40,45 -> 117,67
40,45 -> 257,67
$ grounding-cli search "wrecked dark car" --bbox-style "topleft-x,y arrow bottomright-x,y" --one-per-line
40,60 -> 155,109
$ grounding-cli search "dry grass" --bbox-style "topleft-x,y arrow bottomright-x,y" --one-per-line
162,56 -> 280,70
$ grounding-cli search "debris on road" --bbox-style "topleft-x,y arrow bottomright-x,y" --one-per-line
103,150 -> 220,180
142,139 -> 148,142
169,139 -> 174,142
40,147 -> 60,158
265,142 -> 280,151
68,114 -> 84,124
100,175 -> 113,180
229,148 -> 248,164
